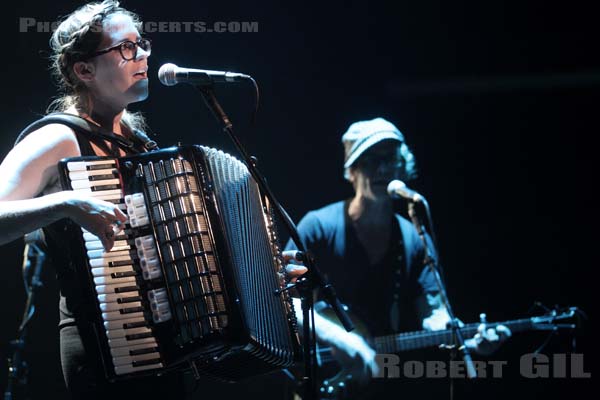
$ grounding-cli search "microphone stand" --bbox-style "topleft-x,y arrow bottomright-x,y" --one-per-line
4,234 -> 46,400
195,84 -> 354,400
406,199 -> 476,396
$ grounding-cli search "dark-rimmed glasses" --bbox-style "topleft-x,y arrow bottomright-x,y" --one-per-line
356,147 -> 404,172
85,38 -> 151,61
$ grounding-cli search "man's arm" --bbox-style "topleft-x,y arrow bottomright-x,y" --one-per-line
291,298 -> 379,384
416,292 -> 451,331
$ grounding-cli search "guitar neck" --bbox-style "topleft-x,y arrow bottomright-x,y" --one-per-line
374,318 -> 534,353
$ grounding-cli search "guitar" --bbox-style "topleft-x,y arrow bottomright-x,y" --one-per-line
296,306 -> 578,399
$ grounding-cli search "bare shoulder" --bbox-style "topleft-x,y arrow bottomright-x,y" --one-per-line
7,123 -> 81,168
0,123 -> 81,200
16,123 -> 81,157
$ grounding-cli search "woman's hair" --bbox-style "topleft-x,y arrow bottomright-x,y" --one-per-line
47,0 -> 146,132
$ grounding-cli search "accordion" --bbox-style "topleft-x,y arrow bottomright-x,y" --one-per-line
58,145 -> 300,382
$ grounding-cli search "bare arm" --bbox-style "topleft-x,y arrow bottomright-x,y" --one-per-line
292,298 -> 379,383
0,124 -> 126,249
0,192 -> 75,244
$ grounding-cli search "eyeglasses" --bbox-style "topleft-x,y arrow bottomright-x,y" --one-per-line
85,38 -> 151,61
356,152 -> 403,171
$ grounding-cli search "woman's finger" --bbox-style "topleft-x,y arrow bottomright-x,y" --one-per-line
281,250 -> 304,264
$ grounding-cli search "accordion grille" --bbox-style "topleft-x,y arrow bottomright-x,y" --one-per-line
205,147 -> 293,363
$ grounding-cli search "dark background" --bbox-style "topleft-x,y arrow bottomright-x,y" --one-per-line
1,1 -> 597,399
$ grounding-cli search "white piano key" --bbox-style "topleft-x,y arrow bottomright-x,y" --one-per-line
97,292 -> 140,304
72,187 -> 121,196
108,336 -> 156,349
69,169 -> 116,181
85,240 -> 129,251
114,362 -> 163,376
87,249 -> 132,259
91,265 -> 134,277
94,275 -> 136,285
113,352 -> 161,367
105,325 -> 151,340
85,240 -> 102,250
83,230 -> 127,243
95,194 -> 124,202
103,316 -> 146,330
110,342 -> 158,358
71,178 -> 120,190
83,231 -> 99,238
83,232 -> 101,242
102,310 -> 144,322
90,255 -> 133,268
66,160 -> 116,172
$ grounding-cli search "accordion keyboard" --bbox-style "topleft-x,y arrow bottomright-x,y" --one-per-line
59,146 -> 300,382
66,159 -> 165,375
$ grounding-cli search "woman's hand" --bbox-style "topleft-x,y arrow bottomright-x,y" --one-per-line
282,250 -> 308,282
62,190 -> 128,251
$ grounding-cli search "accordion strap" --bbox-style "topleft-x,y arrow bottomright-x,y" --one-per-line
14,112 -> 159,154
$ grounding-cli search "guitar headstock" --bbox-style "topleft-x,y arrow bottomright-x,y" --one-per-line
530,306 -> 580,331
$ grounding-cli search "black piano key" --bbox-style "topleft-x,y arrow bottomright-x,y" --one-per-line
129,347 -> 159,356
92,184 -> 121,191
123,321 -> 148,329
125,332 -> 154,341
115,285 -> 139,293
111,271 -> 137,279
117,295 -> 142,304
89,172 -> 117,181
87,163 -> 114,171
119,306 -> 144,314
132,357 -> 163,367
109,260 -> 134,268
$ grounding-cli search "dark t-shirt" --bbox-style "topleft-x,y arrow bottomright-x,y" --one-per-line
285,200 -> 439,335
285,200 -> 447,399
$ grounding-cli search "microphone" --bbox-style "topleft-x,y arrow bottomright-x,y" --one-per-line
158,63 -> 251,86
387,180 -> 424,203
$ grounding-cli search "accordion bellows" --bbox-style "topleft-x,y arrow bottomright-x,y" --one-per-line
58,145 -> 300,382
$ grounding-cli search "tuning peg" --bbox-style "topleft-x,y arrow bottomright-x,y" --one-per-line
479,313 -> 487,324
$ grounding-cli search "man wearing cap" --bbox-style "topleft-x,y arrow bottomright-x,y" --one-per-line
286,117 -> 509,397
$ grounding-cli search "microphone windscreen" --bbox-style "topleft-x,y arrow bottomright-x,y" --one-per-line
387,180 -> 406,196
158,63 -> 178,86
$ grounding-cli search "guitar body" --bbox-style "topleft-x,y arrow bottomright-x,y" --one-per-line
314,305 -> 372,399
